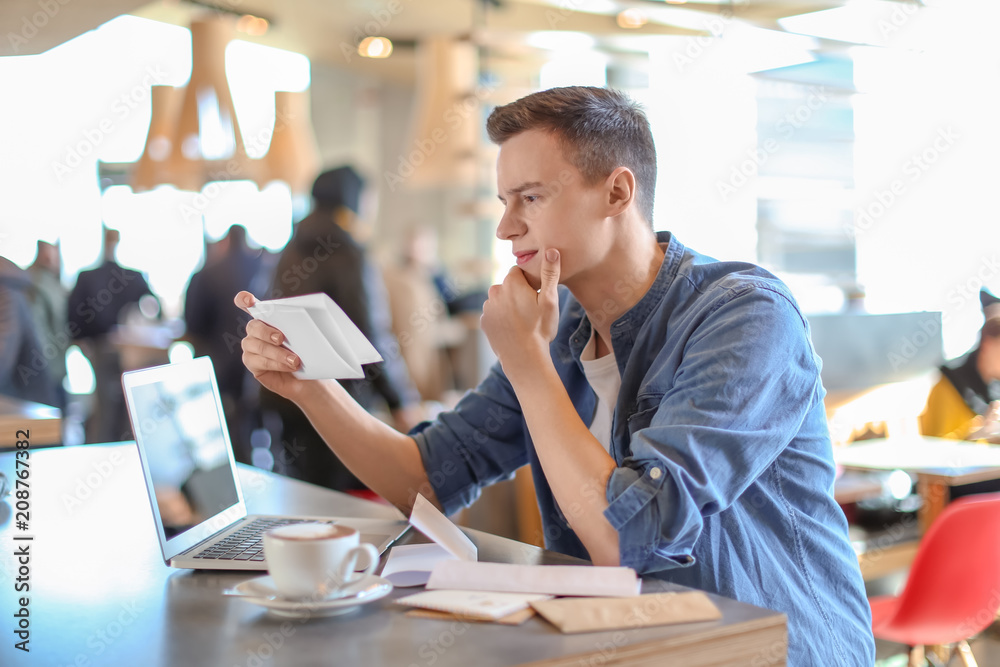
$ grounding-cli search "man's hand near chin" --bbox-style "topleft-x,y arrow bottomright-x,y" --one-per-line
480,248 -> 561,381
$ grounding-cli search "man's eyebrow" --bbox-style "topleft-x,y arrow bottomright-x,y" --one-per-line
497,181 -> 545,201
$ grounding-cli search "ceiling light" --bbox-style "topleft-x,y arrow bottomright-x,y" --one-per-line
617,9 -> 648,29
358,36 -> 393,59
236,14 -> 269,36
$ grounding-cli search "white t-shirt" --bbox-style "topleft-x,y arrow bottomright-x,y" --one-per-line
579,329 -> 622,453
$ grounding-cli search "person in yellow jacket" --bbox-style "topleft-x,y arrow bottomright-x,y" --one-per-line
920,289 -> 1000,445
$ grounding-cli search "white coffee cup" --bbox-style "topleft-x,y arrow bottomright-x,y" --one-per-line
263,523 -> 378,600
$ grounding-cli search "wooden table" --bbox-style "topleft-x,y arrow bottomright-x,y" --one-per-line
0,443 -> 787,667
834,436 -> 1000,533
0,395 -> 60,449
834,470 -> 885,505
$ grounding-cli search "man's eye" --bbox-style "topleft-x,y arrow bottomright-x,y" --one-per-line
523,195 -> 538,203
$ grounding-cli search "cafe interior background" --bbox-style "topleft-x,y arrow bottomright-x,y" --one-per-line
2,0 -> 1000,591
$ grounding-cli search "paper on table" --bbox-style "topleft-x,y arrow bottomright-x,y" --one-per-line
409,493 -> 478,562
247,293 -> 382,380
530,591 -> 721,633
395,590 -> 552,621
379,494 -> 478,587
426,561 -> 641,598
380,543 -> 459,587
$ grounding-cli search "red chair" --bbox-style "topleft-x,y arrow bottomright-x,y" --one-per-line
869,492 -> 1000,667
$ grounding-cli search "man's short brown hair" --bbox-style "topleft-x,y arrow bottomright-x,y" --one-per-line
486,86 -> 656,225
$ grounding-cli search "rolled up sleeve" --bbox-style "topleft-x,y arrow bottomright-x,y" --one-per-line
604,283 -> 823,574
412,365 -> 529,516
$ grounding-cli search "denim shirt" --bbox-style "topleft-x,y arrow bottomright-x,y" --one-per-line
413,233 -> 875,666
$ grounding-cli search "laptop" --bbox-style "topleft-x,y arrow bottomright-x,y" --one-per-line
121,356 -> 410,570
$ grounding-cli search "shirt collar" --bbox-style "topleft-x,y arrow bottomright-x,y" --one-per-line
610,231 -> 682,334
566,231 -> 683,360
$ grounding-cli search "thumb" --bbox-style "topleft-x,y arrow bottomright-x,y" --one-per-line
541,248 -> 561,298
234,291 -> 257,315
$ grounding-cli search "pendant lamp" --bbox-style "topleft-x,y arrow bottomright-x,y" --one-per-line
165,17 -> 257,191
405,37 -> 480,188
126,16 -> 320,195
132,85 -> 181,192
257,90 -> 320,195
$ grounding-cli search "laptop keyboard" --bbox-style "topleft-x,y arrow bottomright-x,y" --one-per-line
191,517 -> 319,562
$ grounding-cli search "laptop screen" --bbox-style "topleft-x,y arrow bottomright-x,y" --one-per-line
124,358 -> 240,540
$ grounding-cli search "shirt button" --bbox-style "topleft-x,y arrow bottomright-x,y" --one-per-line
649,467 -> 663,480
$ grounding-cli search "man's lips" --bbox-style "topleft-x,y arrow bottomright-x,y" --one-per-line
514,250 -> 537,266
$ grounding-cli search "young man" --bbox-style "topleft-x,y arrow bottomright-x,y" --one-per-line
237,86 -> 874,665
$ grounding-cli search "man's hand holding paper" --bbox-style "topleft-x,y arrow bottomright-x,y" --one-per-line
235,290 -> 385,394
246,292 -> 382,381
235,291 -> 307,401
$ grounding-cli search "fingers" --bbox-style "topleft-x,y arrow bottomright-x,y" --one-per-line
234,290 -> 257,314
245,317 -> 286,345
540,248 -> 561,299
242,316 -> 299,373
242,335 -> 300,373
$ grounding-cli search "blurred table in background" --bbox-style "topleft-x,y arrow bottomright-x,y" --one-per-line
109,322 -> 179,371
833,470 -> 885,505
0,395 -> 61,449
835,436 -> 1000,533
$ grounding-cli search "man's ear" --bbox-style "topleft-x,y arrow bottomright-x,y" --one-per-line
605,167 -> 636,217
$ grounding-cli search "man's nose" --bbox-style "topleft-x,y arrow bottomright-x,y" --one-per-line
496,207 -> 523,241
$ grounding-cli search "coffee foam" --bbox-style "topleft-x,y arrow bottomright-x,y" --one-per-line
267,523 -> 354,541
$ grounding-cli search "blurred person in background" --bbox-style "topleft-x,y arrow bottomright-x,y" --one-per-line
381,224 -> 464,403
920,289 -> 1000,499
184,224 -> 267,464
0,255 -> 60,406
920,289 -> 1000,442
68,227 -> 155,443
261,165 -> 421,492
27,240 -> 69,408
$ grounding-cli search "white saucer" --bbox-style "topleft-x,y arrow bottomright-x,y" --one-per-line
231,574 -> 393,618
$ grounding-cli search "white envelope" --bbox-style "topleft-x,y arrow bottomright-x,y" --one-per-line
426,561 -> 641,598
248,293 -> 382,380
408,493 -> 478,563
380,494 -> 478,587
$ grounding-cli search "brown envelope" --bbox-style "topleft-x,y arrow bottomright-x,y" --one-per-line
530,592 -> 722,634
405,607 -> 536,625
